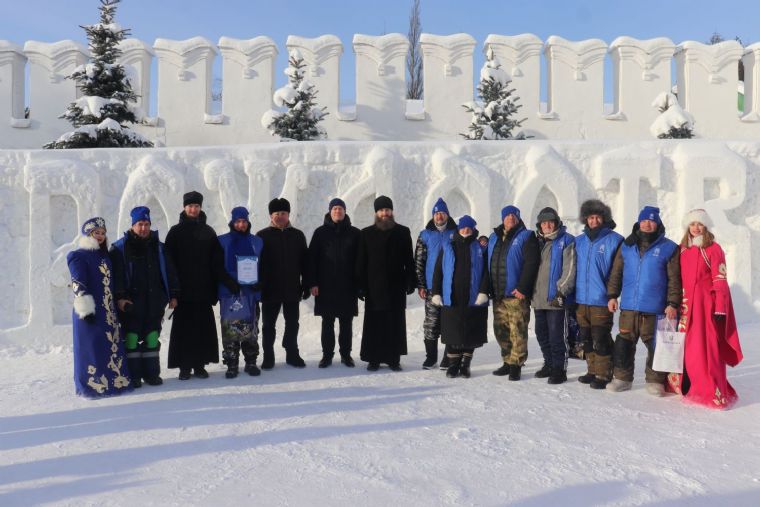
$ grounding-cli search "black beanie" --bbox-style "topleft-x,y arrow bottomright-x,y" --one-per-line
268,198 -> 291,214
536,207 -> 561,228
374,195 -> 393,212
183,191 -> 203,207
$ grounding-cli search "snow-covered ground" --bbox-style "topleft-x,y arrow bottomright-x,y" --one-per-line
1,303 -> 758,506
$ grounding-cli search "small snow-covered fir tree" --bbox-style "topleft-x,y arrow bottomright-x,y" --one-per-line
45,0 -> 151,149
461,47 -> 526,140
650,92 -> 694,139
261,49 -> 327,141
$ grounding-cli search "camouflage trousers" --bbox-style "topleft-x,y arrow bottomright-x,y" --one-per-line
576,304 -> 614,382
221,303 -> 260,368
423,294 -> 442,342
613,310 -> 666,384
492,297 -> 530,366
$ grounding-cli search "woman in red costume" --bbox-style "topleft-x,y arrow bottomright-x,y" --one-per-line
667,209 -> 743,409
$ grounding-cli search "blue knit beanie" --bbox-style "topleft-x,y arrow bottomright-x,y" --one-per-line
231,206 -> 249,222
432,197 -> 449,216
501,205 -> 520,221
638,205 -> 662,226
458,215 -> 476,230
328,198 -> 346,211
130,206 -> 151,225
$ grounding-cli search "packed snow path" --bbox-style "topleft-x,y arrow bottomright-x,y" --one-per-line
1,309 -> 758,506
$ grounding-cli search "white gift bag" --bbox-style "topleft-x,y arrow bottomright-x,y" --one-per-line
652,317 -> 685,373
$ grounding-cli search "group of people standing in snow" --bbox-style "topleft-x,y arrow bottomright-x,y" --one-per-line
67,191 -> 743,410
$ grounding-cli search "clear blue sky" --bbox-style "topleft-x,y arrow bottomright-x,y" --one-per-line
2,0 -> 757,112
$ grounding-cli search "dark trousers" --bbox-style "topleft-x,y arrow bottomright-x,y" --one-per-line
261,300 -> 300,352
321,316 -> 353,357
614,310 -> 665,384
534,309 -> 569,370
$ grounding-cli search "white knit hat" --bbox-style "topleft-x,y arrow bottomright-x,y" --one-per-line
682,208 -> 713,230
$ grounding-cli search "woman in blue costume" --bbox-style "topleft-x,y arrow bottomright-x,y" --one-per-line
67,217 -> 132,398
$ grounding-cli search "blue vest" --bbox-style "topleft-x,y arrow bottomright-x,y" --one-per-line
487,225 -> 532,297
544,228 -> 576,304
575,227 -> 623,307
217,232 -> 264,300
441,239 -> 487,307
112,231 -> 170,300
620,233 -> 678,314
420,227 -> 455,289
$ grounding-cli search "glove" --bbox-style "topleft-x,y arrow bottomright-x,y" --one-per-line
122,301 -> 134,314
83,313 -> 96,324
301,287 -> 310,301
431,294 -> 443,307
550,294 -> 565,308
714,313 -> 725,321
475,293 -> 489,306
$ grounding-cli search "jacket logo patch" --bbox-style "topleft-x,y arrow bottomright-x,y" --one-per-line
598,244 -> 605,254
652,247 -> 660,257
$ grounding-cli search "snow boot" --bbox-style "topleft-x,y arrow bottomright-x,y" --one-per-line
225,365 -> 239,379
547,368 -> 567,385
446,355 -> 462,378
459,355 -> 472,379
645,382 -> 665,397
534,363 -> 552,378
606,378 -> 632,392
492,363 -> 510,376
244,362 -> 261,376
508,365 -> 522,381
422,340 -> 438,369
142,343 -> 163,386
578,373 -> 596,384
126,349 -> 142,388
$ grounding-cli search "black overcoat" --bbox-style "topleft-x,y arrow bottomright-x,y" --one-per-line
308,213 -> 360,318
256,224 -> 308,303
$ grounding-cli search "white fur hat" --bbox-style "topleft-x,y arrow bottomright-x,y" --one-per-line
682,208 -> 713,229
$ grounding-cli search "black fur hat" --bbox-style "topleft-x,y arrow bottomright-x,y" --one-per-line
580,199 -> 614,225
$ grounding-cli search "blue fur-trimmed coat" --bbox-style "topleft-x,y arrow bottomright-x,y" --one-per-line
67,235 -> 132,398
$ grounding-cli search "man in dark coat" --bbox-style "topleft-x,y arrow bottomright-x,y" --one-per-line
111,206 -> 179,387
165,191 -> 239,380
308,197 -> 360,368
257,197 -> 309,369
355,195 -> 416,371
487,205 -> 540,381
431,215 -> 490,379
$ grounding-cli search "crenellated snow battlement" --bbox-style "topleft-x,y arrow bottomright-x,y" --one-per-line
0,33 -> 758,148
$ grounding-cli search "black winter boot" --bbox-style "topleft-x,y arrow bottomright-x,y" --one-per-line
225,365 -> 239,379
439,344 -> 451,369
459,355 -> 473,378
261,348 -> 275,370
126,350 -> 142,388
319,354 -> 333,368
534,363 -> 552,378
548,368 -> 567,384
508,364 -> 522,381
422,340 -> 438,369
244,362 -> 261,376
142,343 -> 163,386
286,349 -> 306,368
446,355 -> 462,378
492,363 -> 510,376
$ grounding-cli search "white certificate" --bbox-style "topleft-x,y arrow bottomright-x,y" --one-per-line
236,255 -> 258,285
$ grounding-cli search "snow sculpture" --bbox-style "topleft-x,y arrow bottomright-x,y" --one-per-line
741,43 -> 760,122
592,146 -> 662,235
218,37 -> 278,143
353,34 -> 409,127
341,146 -> 397,222
514,145 -> 579,228
286,35 -> 343,115
153,37 -> 217,144
23,40 -> 88,130
673,143 -> 751,316
204,158 -> 246,221
116,155 -> 184,234
117,39 -> 155,124
675,40 -> 743,137
419,34 -> 477,137
279,163 -> 311,224
426,148 -> 491,225
484,34 -> 543,129
542,37 -> 607,124
20,158 -> 99,341
0,41 -> 28,127
608,37 -> 675,128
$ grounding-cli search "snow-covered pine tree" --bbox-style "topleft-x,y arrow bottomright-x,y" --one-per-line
261,49 -> 327,141
45,0 -> 151,149
461,46 -> 526,140
650,92 -> 694,139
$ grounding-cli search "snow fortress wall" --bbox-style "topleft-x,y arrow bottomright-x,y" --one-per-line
1,140 -> 760,348
1,34 -> 759,148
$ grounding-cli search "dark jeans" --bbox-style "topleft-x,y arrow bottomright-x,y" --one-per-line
534,309 -> 569,370
261,300 -> 300,352
321,316 -> 353,357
